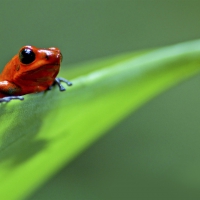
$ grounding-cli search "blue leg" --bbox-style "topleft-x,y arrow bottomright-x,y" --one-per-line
0,96 -> 24,103
54,77 -> 72,91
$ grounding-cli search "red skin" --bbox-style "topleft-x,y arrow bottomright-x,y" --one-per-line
0,46 -> 63,98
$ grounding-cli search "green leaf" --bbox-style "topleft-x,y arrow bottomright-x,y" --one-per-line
1,40 -> 200,199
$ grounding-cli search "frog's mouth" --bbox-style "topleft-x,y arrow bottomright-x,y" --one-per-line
21,64 -> 59,73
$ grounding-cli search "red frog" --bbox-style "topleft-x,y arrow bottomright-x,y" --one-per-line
0,45 -> 72,103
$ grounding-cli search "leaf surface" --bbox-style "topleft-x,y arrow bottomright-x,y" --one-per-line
1,40 -> 200,199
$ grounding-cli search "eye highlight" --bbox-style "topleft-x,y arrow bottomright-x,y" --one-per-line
19,48 -> 35,64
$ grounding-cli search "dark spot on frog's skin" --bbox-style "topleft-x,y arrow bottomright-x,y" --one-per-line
8,87 -> 16,95
16,64 -> 20,71
45,55 -> 49,60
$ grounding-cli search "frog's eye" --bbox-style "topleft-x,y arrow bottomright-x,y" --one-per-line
19,48 -> 35,64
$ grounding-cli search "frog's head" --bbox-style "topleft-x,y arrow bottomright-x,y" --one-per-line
14,45 -> 63,85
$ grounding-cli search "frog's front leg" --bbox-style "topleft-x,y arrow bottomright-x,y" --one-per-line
0,81 -> 24,103
49,77 -> 72,91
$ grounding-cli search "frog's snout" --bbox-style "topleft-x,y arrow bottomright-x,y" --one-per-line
60,52 -> 63,62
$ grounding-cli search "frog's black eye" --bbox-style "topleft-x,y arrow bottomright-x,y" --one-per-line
19,48 -> 35,64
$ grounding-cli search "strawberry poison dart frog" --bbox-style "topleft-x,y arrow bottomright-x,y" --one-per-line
0,45 -> 72,103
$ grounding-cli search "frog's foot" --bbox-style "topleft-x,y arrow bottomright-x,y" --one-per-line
53,77 -> 72,91
0,96 -> 24,103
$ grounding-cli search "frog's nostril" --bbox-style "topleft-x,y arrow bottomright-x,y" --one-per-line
45,54 -> 49,60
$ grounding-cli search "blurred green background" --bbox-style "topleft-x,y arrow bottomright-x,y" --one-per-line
1,1 -> 200,199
